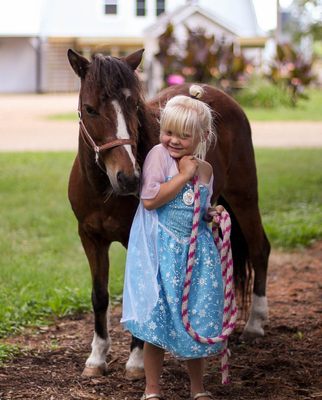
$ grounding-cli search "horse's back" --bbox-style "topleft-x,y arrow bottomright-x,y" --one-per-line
148,83 -> 251,135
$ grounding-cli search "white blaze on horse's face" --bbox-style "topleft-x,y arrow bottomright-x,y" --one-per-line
102,98 -> 140,194
113,99 -> 137,171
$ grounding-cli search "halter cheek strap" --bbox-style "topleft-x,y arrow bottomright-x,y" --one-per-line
77,108 -> 135,163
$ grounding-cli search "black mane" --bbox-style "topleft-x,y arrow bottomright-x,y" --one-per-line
88,54 -> 142,103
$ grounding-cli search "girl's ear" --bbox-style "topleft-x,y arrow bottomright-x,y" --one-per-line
204,130 -> 210,141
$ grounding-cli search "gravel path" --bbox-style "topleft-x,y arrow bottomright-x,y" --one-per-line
0,94 -> 321,151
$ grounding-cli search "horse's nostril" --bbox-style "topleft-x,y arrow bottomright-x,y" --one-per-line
117,171 -> 140,193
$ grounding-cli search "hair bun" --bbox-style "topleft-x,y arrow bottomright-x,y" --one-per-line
189,85 -> 204,99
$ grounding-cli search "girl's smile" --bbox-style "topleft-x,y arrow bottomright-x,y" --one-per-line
160,130 -> 197,159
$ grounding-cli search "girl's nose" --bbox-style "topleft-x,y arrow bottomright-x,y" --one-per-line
170,136 -> 180,144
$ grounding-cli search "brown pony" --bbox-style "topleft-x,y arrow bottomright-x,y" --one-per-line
67,48 -> 270,379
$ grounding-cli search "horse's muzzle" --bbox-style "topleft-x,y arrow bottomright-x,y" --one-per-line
116,171 -> 140,195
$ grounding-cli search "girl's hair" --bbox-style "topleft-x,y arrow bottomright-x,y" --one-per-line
160,85 -> 216,160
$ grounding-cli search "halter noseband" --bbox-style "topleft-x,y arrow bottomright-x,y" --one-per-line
77,109 -> 135,163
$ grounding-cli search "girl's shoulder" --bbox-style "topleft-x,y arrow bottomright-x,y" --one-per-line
145,144 -> 174,170
147,143 -> 168,158
198,159 -> 213,184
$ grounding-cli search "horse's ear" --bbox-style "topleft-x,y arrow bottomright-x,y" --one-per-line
67,49 -> 90,79
124,49 -> 144,71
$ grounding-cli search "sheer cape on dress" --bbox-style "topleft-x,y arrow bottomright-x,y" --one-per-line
121,144 -> 213,324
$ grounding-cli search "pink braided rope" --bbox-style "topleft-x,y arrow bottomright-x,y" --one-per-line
181,175 -> 237,384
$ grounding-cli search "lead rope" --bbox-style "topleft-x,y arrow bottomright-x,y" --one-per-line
181,175 -> 238,384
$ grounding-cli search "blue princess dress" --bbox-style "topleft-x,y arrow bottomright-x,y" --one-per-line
121,144 -> 224,358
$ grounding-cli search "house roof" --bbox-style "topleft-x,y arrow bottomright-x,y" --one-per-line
144,4 -> 239,37
197,0 -> 264,37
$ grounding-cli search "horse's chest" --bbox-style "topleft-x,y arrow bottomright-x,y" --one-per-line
81,211 -> 131,243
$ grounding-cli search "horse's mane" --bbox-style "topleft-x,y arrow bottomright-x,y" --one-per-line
88,54 -> 143,104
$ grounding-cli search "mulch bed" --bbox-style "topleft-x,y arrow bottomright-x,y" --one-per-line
0,243 -> 321,399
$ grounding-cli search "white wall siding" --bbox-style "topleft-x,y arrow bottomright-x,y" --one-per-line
0,38 -> 37,93
42,40 -> 79,92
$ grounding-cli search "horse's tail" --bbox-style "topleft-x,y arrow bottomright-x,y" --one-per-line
217,196 -> 252,317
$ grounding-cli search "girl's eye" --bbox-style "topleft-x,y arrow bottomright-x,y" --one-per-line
166,131 -> 172,136
84,105 -> 98,116
182,133 -> 191,139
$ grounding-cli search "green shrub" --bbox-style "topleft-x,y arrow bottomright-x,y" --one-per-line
234,77 -> 292,108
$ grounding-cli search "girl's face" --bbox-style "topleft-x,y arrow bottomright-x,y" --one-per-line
160,130 -> 198,159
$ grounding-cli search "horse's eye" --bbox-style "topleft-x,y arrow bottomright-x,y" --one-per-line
84,105 -> 98,116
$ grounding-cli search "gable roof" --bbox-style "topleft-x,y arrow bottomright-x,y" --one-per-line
144,4 -> 239,37
196,0 -> 264,36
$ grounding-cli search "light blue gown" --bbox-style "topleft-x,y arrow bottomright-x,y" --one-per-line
122,171 -> 224,358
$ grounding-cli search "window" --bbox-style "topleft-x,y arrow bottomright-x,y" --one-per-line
104,0 -> 117,15
156,0 -> 165,16
136,0 -> 146,16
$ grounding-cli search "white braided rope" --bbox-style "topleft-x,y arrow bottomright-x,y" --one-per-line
181,175 -> 237,384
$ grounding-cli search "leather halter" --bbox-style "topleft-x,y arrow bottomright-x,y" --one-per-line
77,109 -> 135,163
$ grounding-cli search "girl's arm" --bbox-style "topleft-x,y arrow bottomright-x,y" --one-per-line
143,155 -> 198,210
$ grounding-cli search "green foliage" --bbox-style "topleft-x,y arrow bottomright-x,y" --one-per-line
234,76 -> 292,108
155,23 -> 180,78
0,343 -> 21,365
181,27 -> 217,83
243,89 -> 322,120
267,43 -> 316,105
155,24 -> 251,92
284,0 -> 322,42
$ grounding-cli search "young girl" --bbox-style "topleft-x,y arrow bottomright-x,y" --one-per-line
122,85 -> 224,400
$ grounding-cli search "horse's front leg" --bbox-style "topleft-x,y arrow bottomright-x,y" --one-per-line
125,336 -> 144,380
79,227 -> 111,377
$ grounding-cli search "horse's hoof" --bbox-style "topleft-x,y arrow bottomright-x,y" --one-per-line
125,367 -> 145,381
82,365 -> 107,377
240,327 -> 265,342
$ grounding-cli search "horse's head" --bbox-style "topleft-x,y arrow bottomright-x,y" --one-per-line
68,48 -> 144,196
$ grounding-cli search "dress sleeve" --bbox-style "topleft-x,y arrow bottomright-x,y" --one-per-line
141,145 -> 168,199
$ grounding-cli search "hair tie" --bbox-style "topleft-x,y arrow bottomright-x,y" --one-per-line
189,84 -> 204,100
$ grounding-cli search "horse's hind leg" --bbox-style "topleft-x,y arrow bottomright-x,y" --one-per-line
79,228 -> 111,376
223,195 -> 270,338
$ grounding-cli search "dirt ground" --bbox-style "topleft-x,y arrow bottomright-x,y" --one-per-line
0,243 -> 321,400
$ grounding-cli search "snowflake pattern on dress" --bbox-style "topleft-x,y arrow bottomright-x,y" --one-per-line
124,178 -> 224,359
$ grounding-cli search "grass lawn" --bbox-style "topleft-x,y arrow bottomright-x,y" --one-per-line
255,148 -> 322,248
0,149 -> 321,356
0,153 -> 126,341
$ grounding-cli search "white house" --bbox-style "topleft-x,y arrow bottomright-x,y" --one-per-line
0,0 -> 266,93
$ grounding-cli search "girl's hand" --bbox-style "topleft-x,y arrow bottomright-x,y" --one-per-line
178,156 -> 198,180
205,205 -> 225,225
